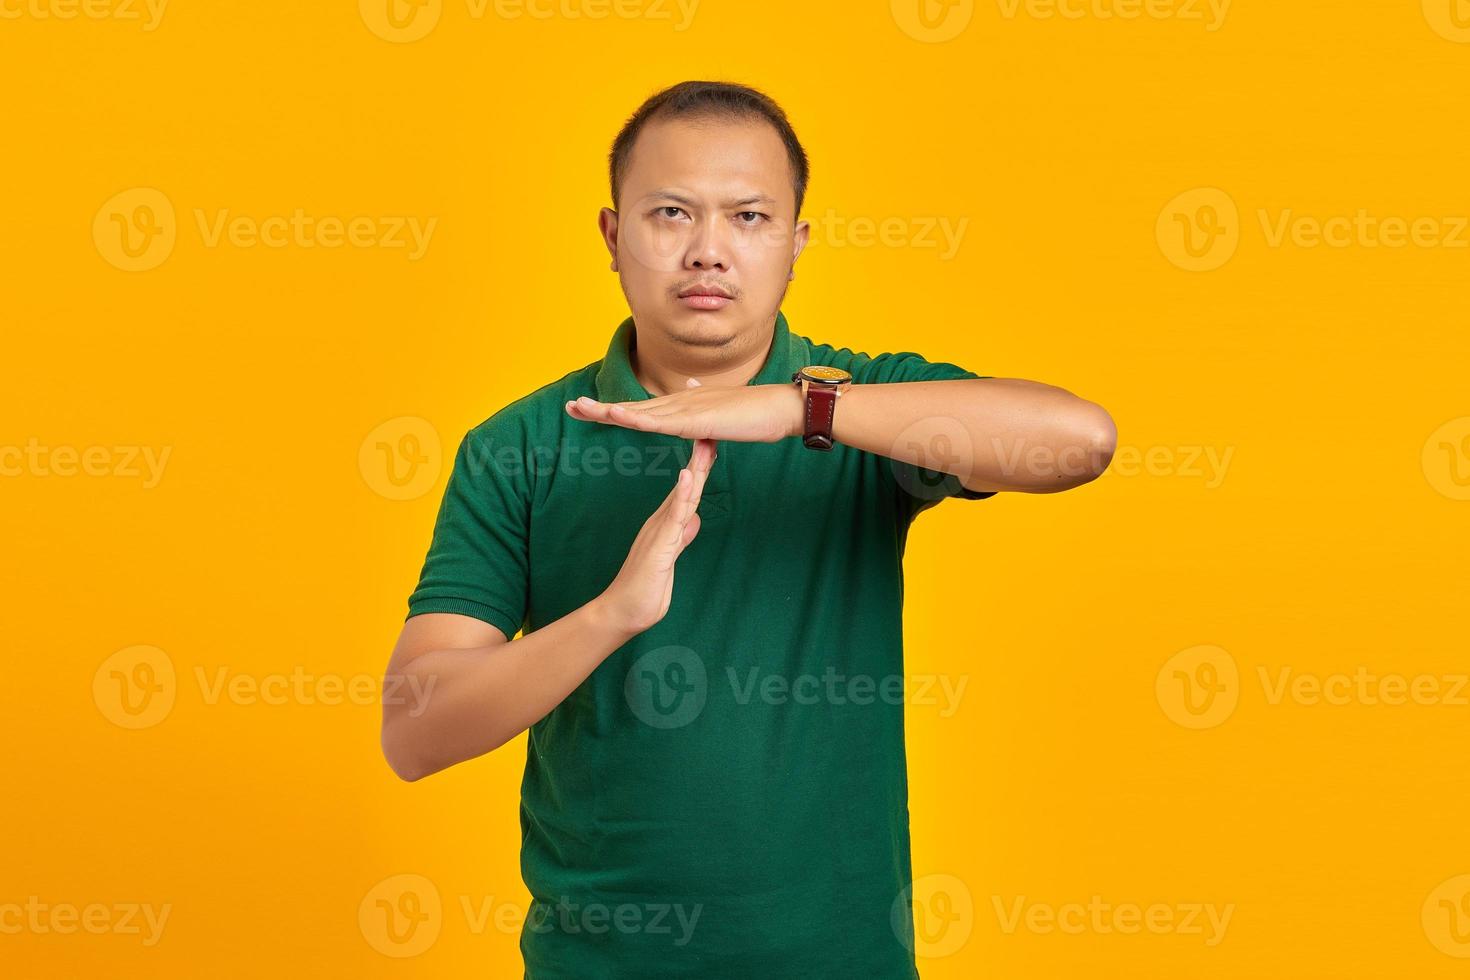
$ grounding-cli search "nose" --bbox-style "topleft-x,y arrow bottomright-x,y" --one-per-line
684,214 -> 731,272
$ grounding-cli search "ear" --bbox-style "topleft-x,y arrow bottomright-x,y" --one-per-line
790,217 -> 810,280
598,207 -> 620,271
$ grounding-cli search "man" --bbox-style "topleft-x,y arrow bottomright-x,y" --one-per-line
381,80 -> 1115,977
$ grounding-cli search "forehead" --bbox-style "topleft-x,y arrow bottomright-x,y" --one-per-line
623,114 -> 794,209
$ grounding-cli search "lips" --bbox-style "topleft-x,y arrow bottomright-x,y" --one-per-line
677,284 -> 734,310
679,293 -> 732,310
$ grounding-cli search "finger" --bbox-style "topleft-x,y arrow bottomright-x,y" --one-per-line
570,399 -> 615,422
683,450 -> 714,517
683,439 -> 716,481
670,448 -> 712,529
662,468 -> 697,546
568,398 -> 644,423
688,451 -> 712,502
606,395 -> 672,410
565,399 -> 621,423
677,439 -> 711,484
692,437 -> 717,472
608,404 -> 667,429
649,466 -> 690,523
576,404 -> 662,434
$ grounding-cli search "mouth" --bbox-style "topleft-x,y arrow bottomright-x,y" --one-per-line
677,285 -> 734,311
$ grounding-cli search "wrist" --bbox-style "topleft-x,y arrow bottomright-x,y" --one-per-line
586,592 -> 643,645
785,382 -> 805,440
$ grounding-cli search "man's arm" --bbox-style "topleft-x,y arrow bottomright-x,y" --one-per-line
381,438 -> 717,782
824,377 -> 1117,494
380,604 -> 637,782
569,376 -> 1116,495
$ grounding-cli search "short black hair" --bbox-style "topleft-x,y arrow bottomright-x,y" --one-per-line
609,80 -> 810,218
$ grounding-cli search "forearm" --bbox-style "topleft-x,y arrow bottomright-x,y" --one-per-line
382,597 -> 637,780
824,377 -> 1117,493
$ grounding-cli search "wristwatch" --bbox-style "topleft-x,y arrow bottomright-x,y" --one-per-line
790,365 -> 853,451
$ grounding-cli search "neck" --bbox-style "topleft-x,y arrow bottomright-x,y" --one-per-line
630,317 -> 776,396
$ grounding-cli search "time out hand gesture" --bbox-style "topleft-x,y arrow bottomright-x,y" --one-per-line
597,437 -> 717,635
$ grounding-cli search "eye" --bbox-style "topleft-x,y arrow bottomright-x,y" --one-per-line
736,211 -> 767,225
655,206 -> 687,220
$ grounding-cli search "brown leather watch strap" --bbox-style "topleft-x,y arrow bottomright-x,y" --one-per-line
802,384 -> 839,451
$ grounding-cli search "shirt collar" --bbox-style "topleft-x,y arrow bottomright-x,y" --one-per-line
594,310 -> 804,402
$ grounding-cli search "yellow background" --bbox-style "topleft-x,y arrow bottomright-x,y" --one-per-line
4,0 -> 1469,976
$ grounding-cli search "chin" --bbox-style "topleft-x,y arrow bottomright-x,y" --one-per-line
667,310 -> 741,347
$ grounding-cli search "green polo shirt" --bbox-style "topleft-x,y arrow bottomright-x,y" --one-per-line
406,310 -> 994,978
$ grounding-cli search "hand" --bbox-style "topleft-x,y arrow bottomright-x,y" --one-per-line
596,438 -> 717,635
566,382 -> 803,443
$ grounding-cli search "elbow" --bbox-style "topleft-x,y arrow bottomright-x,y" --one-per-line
381,716 -> 431,783
1040,401 -> 1116,492
384,746 -> 430,783
1080,402 -> 1117,482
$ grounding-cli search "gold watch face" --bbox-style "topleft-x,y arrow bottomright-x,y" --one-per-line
798,365 -> 852,384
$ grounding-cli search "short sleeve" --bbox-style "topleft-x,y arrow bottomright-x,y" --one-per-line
405,419 -> 531,641
855,350 -> 997,521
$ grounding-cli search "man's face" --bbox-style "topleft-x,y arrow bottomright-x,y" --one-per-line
600,115 -> 809,350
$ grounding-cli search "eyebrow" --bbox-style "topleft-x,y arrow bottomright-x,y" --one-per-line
642,189 -> 778,209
